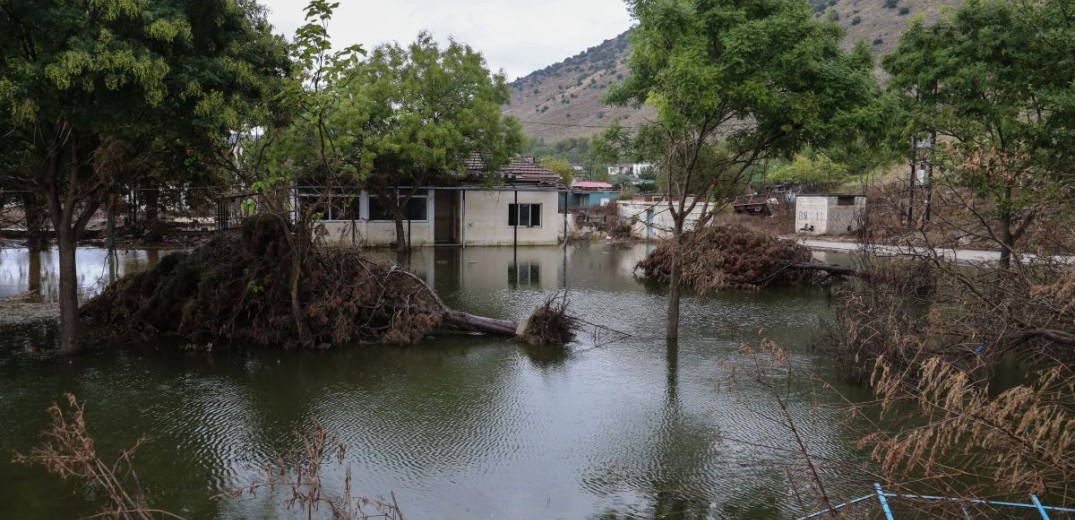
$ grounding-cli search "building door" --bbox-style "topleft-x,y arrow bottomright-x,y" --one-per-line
434,190 -> 458,244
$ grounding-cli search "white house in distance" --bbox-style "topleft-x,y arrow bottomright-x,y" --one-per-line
617,195 -> 708,241
607,163 -> 654,178
223,157 -> 566,247
794,194 -> 867,235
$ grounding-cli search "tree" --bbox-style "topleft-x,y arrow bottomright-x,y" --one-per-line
884,0 -> 1075,268
605,0 -> 878,339
539,157 -> 575,186
346,33 -> 523,252
0,0 -> 289,354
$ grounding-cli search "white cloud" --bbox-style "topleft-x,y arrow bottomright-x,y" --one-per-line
259,0 -> 633,80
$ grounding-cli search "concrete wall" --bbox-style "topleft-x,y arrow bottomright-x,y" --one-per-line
795,195 -> 866,235
617,198 -> 706,240
311,188 -> 560,247
461,190 -> 560,246
314,191 -> 436,247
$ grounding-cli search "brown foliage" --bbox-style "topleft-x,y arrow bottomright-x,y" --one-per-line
14,394 -> 185,520
635,224 -> 818,292
81,215 -> 445,348
521,291 -> 578,345
865,357 -> 1075,502
227,421 -> 404,520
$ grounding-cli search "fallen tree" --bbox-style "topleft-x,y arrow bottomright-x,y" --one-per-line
635,224 -> 859,291
81,215 -> 534,348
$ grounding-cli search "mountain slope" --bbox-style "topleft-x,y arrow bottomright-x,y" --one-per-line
505,0 -> 962,142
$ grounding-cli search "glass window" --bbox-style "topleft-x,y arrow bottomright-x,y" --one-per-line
370,193 -> 428,221
508,203 -> 542,227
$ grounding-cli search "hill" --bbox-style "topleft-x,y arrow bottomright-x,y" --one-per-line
505,0 -> 961,142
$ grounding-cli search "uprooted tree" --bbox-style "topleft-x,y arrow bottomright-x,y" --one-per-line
81,215 -> 530,347
635,224 -> 861,291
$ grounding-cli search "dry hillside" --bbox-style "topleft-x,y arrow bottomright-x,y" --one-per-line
505,0 -> 961,141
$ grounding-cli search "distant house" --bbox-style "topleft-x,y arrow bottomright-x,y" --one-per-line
566,181 -> 617,208
220,157 -> 566,247
607,163 -> 654,178
794,194 -> 866,235
616,195 -> 708,241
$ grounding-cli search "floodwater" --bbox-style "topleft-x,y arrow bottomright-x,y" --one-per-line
0,243 -> 872,519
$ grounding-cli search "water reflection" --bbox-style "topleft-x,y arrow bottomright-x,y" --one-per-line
0,247 -> 166,301
0,242 -> 872,519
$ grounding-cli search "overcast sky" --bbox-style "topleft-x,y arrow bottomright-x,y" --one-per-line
259,0 -> 634,81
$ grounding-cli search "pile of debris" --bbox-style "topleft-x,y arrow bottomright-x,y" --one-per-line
635,224 -> 844,292
82,215 -> 557,348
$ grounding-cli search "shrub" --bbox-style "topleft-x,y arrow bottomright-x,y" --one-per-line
899,6 -> 910,14
873,36 -> 884,45
851,15 -> 862,25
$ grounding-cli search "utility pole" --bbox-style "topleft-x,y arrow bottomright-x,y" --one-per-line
923,129 -> 936,224
907,134 -> 917,227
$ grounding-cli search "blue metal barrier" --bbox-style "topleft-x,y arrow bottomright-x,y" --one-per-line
798,483 -> 1075,519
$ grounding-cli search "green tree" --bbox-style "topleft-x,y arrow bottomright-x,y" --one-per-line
0,0 -> 289,354
539,157 -> 575,186
347,33 -> 523,252
606,0 -> 878,339
766,150 -> 849,192
884,0 -> 1075,268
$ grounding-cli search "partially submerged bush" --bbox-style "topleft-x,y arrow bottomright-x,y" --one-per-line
635,224 -> 818,291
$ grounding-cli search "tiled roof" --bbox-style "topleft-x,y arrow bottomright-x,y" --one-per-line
572,181 -> 615,190
464,154 -> 561,185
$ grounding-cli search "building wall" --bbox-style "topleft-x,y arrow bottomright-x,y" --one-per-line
461,190 -> 560,246
312,188 -> 559,247
315,192 -> 436,247
795,195 -> 866,235
617,198 -> 706,240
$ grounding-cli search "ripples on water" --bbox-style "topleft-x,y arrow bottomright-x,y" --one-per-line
0,243 -> 870,519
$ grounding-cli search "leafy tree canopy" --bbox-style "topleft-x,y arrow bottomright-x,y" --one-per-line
349,32 -> 524,187
883,0 -> 1075,265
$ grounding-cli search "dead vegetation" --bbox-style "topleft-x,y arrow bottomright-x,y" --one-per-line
16,394 -> 405,520
14,393 -> 184,520
80,214 -> 526,348
819,226 -> 1075,505
634,224 -> 844,291
520,291 -> 578,346
226,421 -> 404,520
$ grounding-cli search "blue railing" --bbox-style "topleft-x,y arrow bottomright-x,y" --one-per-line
798,482 -> 1075,519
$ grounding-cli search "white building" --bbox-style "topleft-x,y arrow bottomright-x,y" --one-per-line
616,196 -> 708,241
607,163 -> 655,178
220,157 -> 566,247
794,194 -> 867,235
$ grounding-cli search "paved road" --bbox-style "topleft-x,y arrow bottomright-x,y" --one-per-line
793,238 -> 1073,265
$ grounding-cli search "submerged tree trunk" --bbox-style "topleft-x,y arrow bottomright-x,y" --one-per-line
56,231 -> 80,355
143,187 -> 162,242
44,136 -> 103,355
22,192 -> 47,253
666,218 -> 685,340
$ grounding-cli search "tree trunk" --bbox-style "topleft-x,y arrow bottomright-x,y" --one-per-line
28,246 -> 42,295
393,213 -> 408,253
999,187 -> 1013,270
22,193 -> 47,252
56,229 -> 81,355
666,219 -> 684,340
143,187 -> 162,242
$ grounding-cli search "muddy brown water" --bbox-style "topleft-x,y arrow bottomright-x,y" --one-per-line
0,243 -> 877,519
